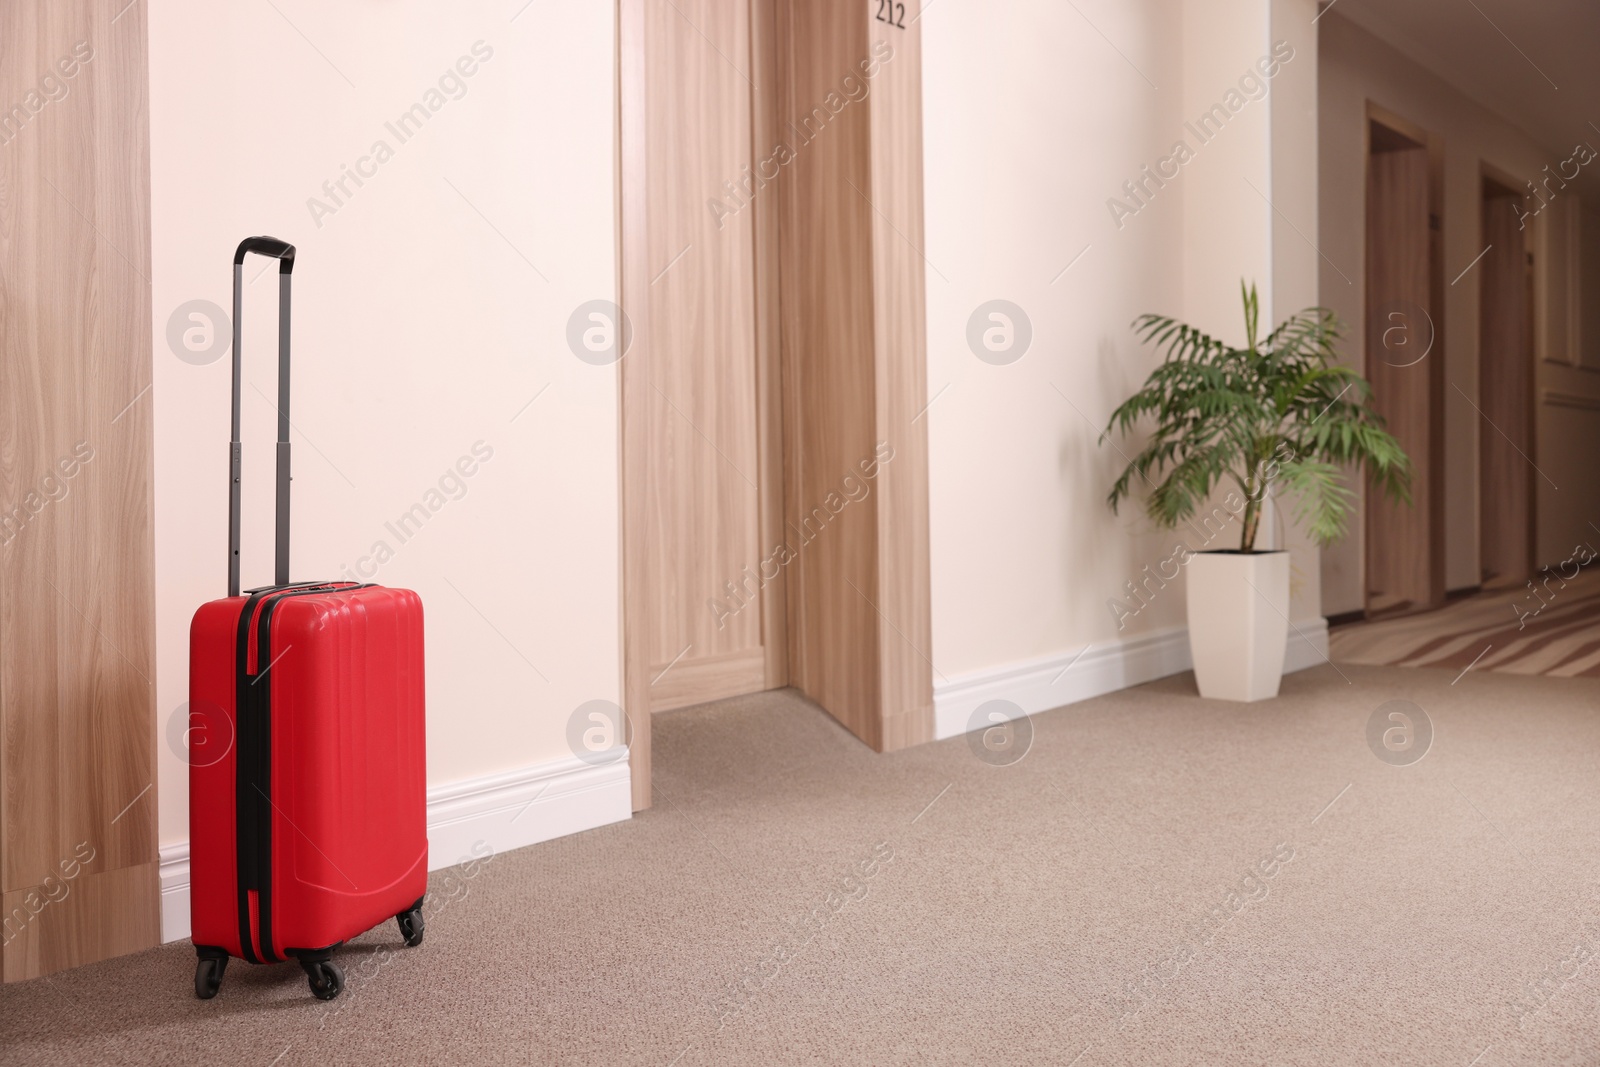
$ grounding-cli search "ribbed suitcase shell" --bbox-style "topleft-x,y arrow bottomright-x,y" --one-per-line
189,583 -> 427,962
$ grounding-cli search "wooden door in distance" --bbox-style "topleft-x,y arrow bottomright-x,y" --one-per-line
1478,189 -> 1533,585
619,0 -> 787,730
1364,129 -> 1439,614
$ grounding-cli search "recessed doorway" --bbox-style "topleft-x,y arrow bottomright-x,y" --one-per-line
1363,106 -> 1445,616
617,0 -> 934,810
1477,169 -> 1537,588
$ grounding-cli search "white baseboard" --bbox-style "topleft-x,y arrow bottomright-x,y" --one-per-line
933,618 -> 1330,740
1282,616 -> 1334,674
160,748 -> 631,944
160,844 -> 191,945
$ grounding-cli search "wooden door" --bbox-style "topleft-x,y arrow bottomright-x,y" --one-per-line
619,0 -> 788,808
1478,183 -> 1534,585
1364,120 -> 1442,613
0,0 -> 160,979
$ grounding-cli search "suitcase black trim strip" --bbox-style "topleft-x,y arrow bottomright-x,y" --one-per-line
233,588 -> 271,964
233,583 -> 370,965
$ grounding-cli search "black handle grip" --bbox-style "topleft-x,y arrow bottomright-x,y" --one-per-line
233,236 -> 296,273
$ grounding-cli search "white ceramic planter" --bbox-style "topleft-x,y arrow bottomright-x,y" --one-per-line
1185,550 -> 1290,702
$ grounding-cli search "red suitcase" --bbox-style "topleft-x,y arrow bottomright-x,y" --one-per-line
188,237 -> 428,1001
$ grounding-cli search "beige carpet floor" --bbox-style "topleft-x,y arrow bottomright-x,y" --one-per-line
1331,567 -> 1600,678
3,664 -> 1600,1065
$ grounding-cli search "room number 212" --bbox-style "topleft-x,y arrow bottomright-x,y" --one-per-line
875,0 -> 906,29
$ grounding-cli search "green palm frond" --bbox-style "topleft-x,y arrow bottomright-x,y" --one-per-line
1103,281 -> 1413,552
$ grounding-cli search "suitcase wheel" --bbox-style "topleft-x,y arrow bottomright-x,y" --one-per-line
303,959 -> 345,1001
396,899 -> 425,948
194,956 -> 227,1000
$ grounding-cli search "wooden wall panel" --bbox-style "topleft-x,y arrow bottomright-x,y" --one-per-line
0,0 -> 158,978
1364,134 -> 1440,613
776,0 -> 882,744
776,0 -> 931,750
2,860 -> 159,982
866,6 -> 932,749
1480,192 -> 1533,584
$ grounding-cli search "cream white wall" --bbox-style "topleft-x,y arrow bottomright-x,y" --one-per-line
1180,0 -> 1321,613
921,0 -> 1184,680
148,2 -> 619,847
922,0 -> 1323,704
1318,13 -> 1600,613
1179,0 -> 1274,339
1266,0 -> 1324,613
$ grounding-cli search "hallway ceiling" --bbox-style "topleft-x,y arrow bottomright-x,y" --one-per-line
1326,0 -> 1600,173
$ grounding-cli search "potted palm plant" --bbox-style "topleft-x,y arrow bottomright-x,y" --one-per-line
1102,283 -> 1410,701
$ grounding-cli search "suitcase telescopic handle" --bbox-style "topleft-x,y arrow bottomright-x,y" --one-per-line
228,236 -> 297,598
